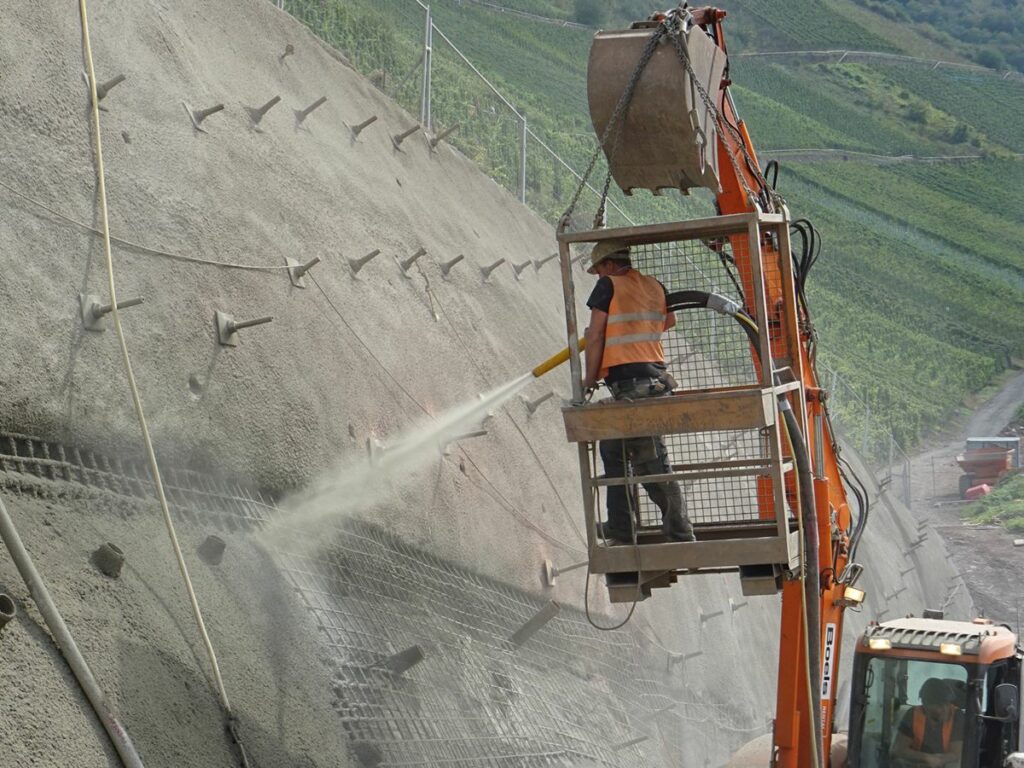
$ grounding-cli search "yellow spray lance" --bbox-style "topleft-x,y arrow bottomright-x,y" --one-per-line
531,338 -> 586,378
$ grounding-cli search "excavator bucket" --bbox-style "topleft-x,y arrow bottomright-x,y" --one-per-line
587,20 -> 727,195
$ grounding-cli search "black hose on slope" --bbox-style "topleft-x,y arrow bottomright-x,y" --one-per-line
669,289 -> 826,766
780,400 -> 824,768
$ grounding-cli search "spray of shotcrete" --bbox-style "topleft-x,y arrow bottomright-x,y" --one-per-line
269,340 -> 584,533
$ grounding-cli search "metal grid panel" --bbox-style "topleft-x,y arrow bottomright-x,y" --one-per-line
0,431 -> 270,530
273,519 -> 756,767
591,428 -> 772,531
664,428 -> 770,528
629,235 -> 757,390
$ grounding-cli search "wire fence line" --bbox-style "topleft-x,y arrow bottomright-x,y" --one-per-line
820,360 -> 913,507
273,0 -> 647,226
447,0 -> 590,30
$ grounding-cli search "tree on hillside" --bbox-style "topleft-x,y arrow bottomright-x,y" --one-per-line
975,47 -> 1008,71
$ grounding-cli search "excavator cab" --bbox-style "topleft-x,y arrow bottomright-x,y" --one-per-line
556,210 -> 813,603
847,616 -> 1023,768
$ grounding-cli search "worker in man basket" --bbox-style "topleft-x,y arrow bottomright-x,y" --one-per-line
581,240 -> 695,545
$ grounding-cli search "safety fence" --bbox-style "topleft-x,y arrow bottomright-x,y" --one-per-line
819,361 -> 913,507
272,0 -> 651,228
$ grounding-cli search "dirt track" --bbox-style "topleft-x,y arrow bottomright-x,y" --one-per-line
911,369 -> 1024,626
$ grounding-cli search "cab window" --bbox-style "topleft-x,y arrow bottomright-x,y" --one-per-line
856,657 -> 967,768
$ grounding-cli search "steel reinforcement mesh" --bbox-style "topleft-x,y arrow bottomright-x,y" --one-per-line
0,432 -> 768,766
0,431 -> 271,530
274,519 -> 763,767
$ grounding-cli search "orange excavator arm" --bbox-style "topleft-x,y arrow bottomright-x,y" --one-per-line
585,8 -> 860,767
700,10 -> 857,766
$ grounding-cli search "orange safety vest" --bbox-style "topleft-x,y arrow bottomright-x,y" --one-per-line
599,269 -> 667,380
911,706 -> 954,752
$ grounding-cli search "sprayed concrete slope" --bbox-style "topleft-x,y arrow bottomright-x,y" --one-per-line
0,0 -> 586,589
0,0 -> 973,766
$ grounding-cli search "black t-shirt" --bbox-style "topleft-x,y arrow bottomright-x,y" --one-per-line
586,274 -> 669,384
897,707 -> 964,754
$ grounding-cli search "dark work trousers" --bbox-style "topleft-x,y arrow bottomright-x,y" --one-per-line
598,375 -> 687,535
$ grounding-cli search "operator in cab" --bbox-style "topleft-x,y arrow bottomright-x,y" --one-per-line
890,678 -> 964,767
581,240 -> 695,544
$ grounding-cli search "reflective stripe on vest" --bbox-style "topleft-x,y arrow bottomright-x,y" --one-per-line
599,270 -> 667,379
911,706 -> 954,752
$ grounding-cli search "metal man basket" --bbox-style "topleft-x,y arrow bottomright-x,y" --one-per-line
557,212 -> 810,602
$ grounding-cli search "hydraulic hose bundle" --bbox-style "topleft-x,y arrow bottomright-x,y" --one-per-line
671,289 -> 825,768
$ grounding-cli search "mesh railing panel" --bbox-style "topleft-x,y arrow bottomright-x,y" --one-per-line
630,236 -> 758,391
664,428 -> 771,528
590,229 -> 783,532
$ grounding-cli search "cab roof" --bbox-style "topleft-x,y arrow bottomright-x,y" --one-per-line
861,617 -> 1018,664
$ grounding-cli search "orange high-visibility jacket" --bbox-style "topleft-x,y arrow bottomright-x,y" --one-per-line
599,269 -> 667,380
911,707 -> 954,752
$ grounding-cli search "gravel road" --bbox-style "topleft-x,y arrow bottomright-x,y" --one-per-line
911,369 -> 1024,625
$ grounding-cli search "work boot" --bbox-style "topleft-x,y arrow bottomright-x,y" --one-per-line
663,512 -> 696,542
597,520 -> 634,544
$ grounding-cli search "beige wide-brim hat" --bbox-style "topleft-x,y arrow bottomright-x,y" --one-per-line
587,240 -> 630,274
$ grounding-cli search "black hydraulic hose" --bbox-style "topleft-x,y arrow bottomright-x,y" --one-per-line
840,455 -> 870,564
671,289 -> 827,762
665,290 -> 761,355
780,400 -> 824,768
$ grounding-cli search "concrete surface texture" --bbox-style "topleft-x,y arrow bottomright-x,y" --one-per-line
0,470 -> 349,768
0,0 -> 972,766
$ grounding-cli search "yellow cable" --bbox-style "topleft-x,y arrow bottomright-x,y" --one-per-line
78,0 -> 233,715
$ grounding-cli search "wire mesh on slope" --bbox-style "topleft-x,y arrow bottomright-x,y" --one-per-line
0,432 -> 767,766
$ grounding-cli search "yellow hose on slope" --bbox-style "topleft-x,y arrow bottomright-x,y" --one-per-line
78,4 -> 246,764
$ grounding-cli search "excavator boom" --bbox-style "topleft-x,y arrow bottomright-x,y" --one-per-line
568,8 -> 1024,768
577,8 -> 859,767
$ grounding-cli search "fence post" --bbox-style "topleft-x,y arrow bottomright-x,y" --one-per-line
420,6 -> 433,133
861,397 -> 871,457
903,454 -> 912,508
519,113 -> 527,204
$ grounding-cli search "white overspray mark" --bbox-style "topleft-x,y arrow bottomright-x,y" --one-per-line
268,372 -> 535,533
